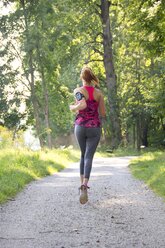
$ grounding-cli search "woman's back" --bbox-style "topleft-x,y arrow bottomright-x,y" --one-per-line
78,86 -> 102,102
74,85 -> 106,122
75,86 -> 101,127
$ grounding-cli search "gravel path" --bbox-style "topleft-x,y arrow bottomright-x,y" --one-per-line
0,157 -> 165,248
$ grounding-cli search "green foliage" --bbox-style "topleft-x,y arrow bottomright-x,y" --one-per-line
0,126 -> 13,148
0,147 -> 79,203
0,125 -> 24,148
0,7 -> 29,132
130,151 -> 165,199
113,0 -> 165,148
0,0 -> 165,148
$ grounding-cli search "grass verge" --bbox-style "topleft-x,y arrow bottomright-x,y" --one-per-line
96,146 -> 142,157
129,151 -> 165,199
0,148 -> 79,204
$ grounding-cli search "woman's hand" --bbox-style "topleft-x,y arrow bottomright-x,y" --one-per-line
69,99 -> 87,112
69,105 -> 77,112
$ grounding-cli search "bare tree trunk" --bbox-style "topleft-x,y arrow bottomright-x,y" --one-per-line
21,0 -> 44,148
135,55 -> 142,150
141,113 -> 150,147
29,54 -> 44,148
100,0 -> 122,148
136,116 -> 141,151
35,30 -> 52,148
133,122 -> 136,148
40,69 -> 52,148
142,122 -> 148,147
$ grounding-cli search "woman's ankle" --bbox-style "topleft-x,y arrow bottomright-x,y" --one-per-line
83,178 -> 89,187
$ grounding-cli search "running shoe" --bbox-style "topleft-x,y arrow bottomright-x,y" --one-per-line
79,185 -> 89,204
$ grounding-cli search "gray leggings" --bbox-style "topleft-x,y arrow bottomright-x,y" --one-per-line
74,125 -> 101,179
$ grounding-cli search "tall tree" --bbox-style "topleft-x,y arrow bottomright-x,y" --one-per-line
100,0 -> 122,147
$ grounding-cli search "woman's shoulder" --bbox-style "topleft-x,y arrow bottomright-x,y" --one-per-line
93,88 -> 104,102
74,86 -> 84,93
74,87 -> 88,96
94,88 -> 103,96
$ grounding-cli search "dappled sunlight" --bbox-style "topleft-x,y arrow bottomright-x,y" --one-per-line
12,168 -> 39,180
58,171 -> 80,178
92,171 -> 113,176
93,189 -> 149,209
58,171 -> 114,178
93,157 -> 134,168
148,169 -> 165,188
97,197 -> 137,209
35,181 -> 74,188
131,152 -> 163,164
47,166 -> 58,174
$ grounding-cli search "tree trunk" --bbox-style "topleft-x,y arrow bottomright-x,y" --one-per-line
40,69 -> 52,148
100,0 -> 122,148
21,0 -> 44,148
133,122 -> 136,148
135,55 -> 142,150
141,114 -> 150,147
136,115 -> 141,151
29,54 -> 45,148
34,17 -> 52,149
142,123 -> 148,147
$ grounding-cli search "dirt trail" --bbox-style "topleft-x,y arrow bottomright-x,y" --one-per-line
0,157 -> 165,248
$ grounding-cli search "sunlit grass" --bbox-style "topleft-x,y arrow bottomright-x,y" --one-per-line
96,146 -> 142,157
0,148 -> 80,204
129,151 -> 165,199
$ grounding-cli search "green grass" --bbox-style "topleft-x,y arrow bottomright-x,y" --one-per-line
0,148 -> 80,204
129,151 -> 165,199
96,146 -> 142,157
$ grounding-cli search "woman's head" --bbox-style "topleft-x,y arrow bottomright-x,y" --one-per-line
80,66 -> 99,87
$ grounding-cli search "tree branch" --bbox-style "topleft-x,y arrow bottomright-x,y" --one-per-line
83,40 -> 102,47
84,59 -> 103,64
18,78 -> 31,92
8,41 -> 32,87
96,3 -> 101,9
93,48 -> 104,56
95,7 -> 101,18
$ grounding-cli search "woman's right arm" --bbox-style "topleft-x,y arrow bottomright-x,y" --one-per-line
69,88 -> 87,112
70,100 -> 87,112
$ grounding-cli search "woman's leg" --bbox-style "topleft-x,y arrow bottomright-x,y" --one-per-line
83,127 -> 101,184
74,125 -> 86,183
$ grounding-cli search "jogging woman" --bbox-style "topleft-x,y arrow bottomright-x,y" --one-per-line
70,66 -> 106,204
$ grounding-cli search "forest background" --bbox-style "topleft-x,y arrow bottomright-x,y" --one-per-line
0,0 -> 165,150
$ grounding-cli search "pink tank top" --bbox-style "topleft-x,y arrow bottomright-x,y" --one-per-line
75,86 -> 101,128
